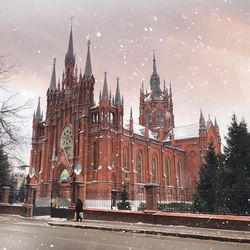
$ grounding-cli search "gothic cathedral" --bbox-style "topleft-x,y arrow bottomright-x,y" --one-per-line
29,25 -> 221,209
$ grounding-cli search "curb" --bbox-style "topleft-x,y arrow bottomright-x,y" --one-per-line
47,222 -> 250,244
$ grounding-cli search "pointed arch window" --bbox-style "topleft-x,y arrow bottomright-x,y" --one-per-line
156,111 -> 162,126
123,146 -> 129,169
177,161 -> 183,187
93,141 -> 98,170
137,151 -> 143,183
146,111 -> 152,124
152,154 -> 158,183
60,169 -> 69,181
165,157 -> 171,186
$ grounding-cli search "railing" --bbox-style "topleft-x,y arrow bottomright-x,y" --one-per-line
48,183 -> 250,215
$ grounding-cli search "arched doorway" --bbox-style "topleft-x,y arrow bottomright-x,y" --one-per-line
51,165 -> 71,217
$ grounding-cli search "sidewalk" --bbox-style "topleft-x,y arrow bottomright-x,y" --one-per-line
48,219 -> 250,244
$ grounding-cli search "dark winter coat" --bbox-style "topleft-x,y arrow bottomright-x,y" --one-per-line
75,199 -> 83,212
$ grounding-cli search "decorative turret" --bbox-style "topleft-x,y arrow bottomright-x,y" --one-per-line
65,22 -> 75,74
49,58 -> 57,91
84,40 -> 92,77
115,77 -> 122,106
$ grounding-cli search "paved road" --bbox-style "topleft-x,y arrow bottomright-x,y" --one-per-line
0,216 -> 249,250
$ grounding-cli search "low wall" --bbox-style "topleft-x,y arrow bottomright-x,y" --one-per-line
0,203 -> 31,217
80,208 -> 250,231
1,203 -> 249,231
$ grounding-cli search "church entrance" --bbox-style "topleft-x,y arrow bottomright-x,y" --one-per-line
50,168 -> 71,218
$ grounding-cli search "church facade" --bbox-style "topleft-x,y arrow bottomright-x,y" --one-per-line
29,26 -> 221,209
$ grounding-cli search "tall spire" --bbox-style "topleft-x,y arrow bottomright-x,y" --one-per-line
35,97 -> 42,120
115,77 -> 122,106
130,107 -> 133,120
65,18 -> 75,68
199,108 -> 205,126
153,49 -> 157,74
84,40 -> 92,76
101,72 -> 109,101
49,58 -> 57,91
150,50 -> 161,96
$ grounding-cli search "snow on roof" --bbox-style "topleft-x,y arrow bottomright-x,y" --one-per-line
164,123 -> 200,141
144,91 -> 164,102
124,122 -> 158,140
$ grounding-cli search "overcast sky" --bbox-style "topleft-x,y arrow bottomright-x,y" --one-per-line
1,0 -> 250,164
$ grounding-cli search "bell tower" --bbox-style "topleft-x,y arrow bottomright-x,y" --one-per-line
139,52 -> 174,133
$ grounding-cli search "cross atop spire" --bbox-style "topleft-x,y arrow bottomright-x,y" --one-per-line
49,58 -> 57,91
115,77 -> 122,106
101,72 -> 109,101
84,40 -> 92,76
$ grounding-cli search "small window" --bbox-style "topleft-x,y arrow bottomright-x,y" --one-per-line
60,169 -> 69,181
165,157 -> 171,186
157,111 -> 162,125
123,147 -> 129,169
152,154 -> 158,183
146,111 -> 152,124
177,161 -> 182,187
93,142 -> 98,170
137,151 -> 143,183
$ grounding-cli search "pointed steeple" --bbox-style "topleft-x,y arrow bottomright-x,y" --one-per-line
65,20 -> 75,68
130,107 -> 133,120
115,77 -> 122,106
153,50 -> 157,74
35,97 -> 42,120
150,50 -> 161,96
84,40 -> 92,76
49,58 -> 57,91
101,72 -> 109,101
199,109 -> 205,128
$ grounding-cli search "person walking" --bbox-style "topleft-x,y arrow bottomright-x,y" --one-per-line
75,198 -> 83,222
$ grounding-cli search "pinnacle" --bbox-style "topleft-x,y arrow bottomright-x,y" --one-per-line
49,58 -> 57,91
101,72 -> 109,101
84,40 -> 92,76
115,77 -> 122,106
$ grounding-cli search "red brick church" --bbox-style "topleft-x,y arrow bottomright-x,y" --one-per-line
28,25 -> 221,209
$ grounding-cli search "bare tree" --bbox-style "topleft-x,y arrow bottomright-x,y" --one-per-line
0,55 -> 31,161
0,55 -> 19,89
